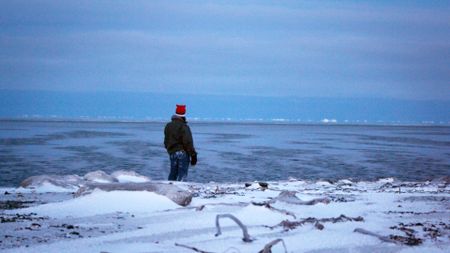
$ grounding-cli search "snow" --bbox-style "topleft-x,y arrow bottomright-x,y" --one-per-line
234,204 -> 287,225
16,182 -> 78,193
29,182 -> 78,193
1,178 -> 449,253
14,190 -> 179,218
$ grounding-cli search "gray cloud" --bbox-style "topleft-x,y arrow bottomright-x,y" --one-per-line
0,1 -> 449,100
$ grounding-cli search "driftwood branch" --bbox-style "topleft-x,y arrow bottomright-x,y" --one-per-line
353,228 -> 397,244
215,214 -> 253,242
174,243 -> 241,253
272,191 -> 330,205
174,243 -> 215,253
270,215 -> 364,231
354,228 -> 423,246
258,239 -> 288,253
251,202 -> 296,219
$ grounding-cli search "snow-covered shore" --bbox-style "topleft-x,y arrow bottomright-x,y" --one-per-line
0,172 -> 449,253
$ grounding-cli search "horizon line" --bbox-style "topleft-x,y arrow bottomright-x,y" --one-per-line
1,116 -> 449,127
1,88 -> 450,102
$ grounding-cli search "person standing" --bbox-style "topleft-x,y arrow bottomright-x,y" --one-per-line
164,104 -> 197,181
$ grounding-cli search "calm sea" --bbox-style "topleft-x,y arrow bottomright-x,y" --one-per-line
0,120 -> 449,186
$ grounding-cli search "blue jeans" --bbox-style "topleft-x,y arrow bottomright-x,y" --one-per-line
168,151 -> 190,181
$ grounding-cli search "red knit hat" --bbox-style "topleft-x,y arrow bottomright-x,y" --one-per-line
175,104 -> 186,117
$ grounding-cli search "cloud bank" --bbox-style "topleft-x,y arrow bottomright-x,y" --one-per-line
1,1 -> 449,100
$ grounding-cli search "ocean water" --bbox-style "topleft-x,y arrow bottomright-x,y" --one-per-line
0,120 -> 449,187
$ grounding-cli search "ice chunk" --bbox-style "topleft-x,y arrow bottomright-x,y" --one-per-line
84,170 -> 118,183
20,174 -> 83,192
338,179 -> 353,185
111,170 -> 151,183
377,178 -> 395,184
76,182 -> 193,206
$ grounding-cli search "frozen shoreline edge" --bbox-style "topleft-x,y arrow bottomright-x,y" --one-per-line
1,173 -> 449,253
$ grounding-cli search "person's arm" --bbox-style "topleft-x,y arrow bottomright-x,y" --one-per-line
164,124 -> 169,149
182,125 -> 196,156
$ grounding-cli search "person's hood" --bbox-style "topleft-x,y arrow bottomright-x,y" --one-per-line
171,115 -> 186,122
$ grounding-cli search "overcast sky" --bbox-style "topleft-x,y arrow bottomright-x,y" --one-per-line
1,0 -> 449,100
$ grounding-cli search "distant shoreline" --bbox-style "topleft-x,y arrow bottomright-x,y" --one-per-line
0,117 -> 449,127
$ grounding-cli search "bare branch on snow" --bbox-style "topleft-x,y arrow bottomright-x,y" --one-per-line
354,228 -> 398,243
272,191 -> 330,205
251,202 -> 297,219
174,243 -> 215,253
270,215 -> 364,231
354,228 -> 423,246
258,239 -> 288,253
215,214 -> 253,242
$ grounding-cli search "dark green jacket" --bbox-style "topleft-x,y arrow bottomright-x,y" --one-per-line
164,116 -> 196,156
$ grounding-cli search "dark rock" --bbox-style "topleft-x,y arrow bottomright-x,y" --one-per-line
0,200 -> 34,210
25,223 -> 41,230
315,222 -> 325,230
1,213 -> 46,223
258,182 -> 268,188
